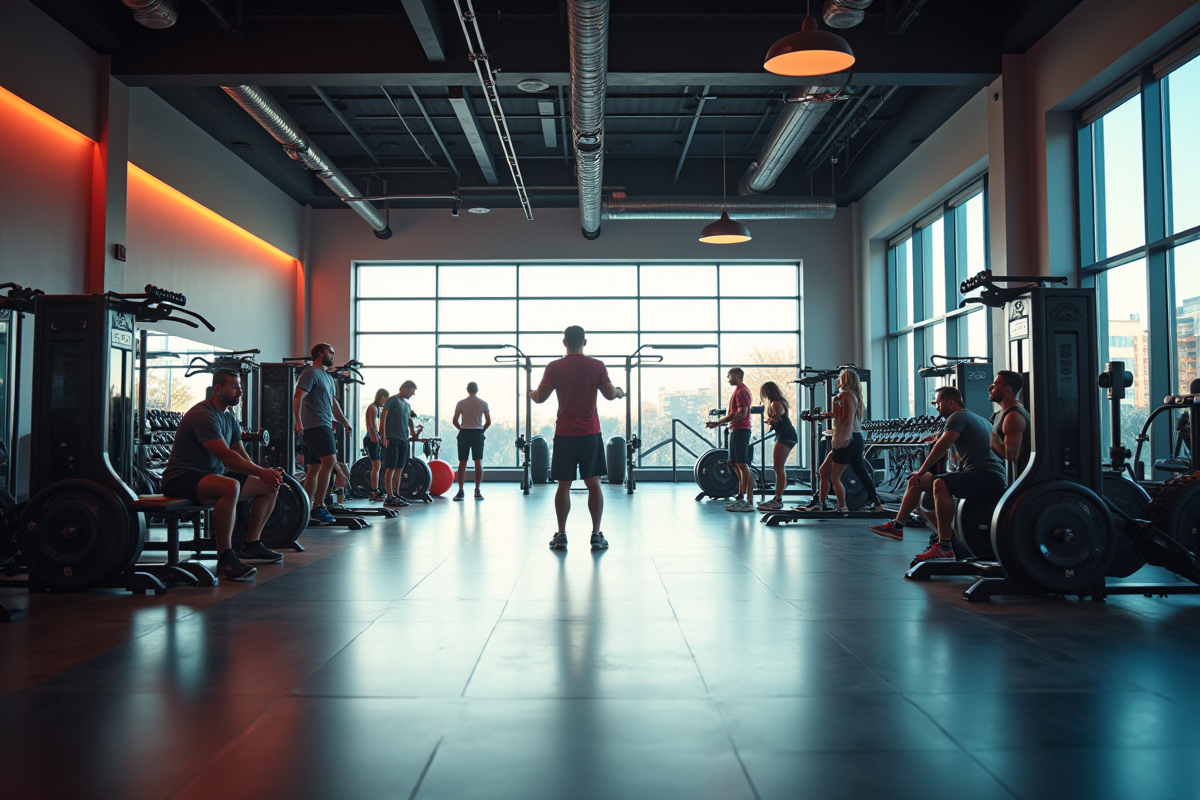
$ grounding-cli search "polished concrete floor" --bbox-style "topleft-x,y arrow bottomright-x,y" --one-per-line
3,483 -> 1200,800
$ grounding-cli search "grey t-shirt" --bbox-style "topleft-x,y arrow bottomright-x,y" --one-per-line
455,395 -> 489,429
296,366 -> 336,430
382,395 -> 411,439
162,400 -> 242,483
944,409 -> 1006,477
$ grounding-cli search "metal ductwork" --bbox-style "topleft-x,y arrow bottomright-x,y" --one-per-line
822,0 -> 873,29
221,86 -> 391,238
568,0 -> 610,240
602,196 -> 835,220
121,0 -> 178,28
739,88 -> 833,196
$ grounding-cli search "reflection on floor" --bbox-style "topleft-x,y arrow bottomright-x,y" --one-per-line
3,484 -> 1200,800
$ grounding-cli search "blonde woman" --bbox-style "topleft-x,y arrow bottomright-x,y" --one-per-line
799,369 -> 883,514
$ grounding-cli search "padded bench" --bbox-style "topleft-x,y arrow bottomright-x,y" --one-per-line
130,495 -> 217,587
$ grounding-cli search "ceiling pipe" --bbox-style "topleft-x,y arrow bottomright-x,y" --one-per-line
738,86 -> 832,196
221,85 -> 391,238
568,0 -> 610,240
822,0 -> 873,29
120,0 -> 177,28
602,196 -> 835,220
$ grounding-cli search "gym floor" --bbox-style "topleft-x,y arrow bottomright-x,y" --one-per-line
2,484 -> 1200,800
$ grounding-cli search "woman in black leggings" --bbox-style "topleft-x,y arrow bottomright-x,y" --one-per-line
801,369 -> 883,513
756,381 -> 798,512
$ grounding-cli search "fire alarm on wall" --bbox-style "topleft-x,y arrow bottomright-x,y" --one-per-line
113,244 -> 127,262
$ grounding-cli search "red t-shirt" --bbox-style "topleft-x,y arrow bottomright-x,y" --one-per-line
728,383 -> 753,430
538,353 -> 611,436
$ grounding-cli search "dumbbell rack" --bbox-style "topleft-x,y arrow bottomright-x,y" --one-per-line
136,409 -> 183,495
862,415 -> 945,492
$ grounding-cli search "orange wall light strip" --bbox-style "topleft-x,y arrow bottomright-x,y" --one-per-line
127,162 -> 300,271
0,83 -> 95,148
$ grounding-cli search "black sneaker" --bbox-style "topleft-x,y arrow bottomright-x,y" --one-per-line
590,532 -> 608,550
453,490 -> 465,501
474,488 -> 484,501
217,550 -> 257,582
238,540 -> 283,563
384,495 -> 409,508
549,532 -> 568,550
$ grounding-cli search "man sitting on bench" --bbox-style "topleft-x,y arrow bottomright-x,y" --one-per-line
161,369 -> 286,581
868,386 -> 1007,561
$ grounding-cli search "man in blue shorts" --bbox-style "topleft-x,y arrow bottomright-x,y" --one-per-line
293,343 -> 352,526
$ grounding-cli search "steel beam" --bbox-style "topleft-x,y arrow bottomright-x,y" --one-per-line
399,0 -> 446,62
673,85 -> 711,182
448,86 -> 499,185
312,85 -> 380,166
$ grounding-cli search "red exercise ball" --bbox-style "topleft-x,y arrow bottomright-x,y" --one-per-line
428,459 -> 456,497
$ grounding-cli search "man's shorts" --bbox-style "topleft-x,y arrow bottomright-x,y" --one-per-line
727,428 -> 752,465
934,468 -> 1007,499
551,433 -> 606,482
363,435 -> 380,461
304,425 -> 337,460
457,428 -> 485,462
384,437 -> 409,470
162,470 -> 249,504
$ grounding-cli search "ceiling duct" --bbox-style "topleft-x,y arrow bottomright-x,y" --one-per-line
120,0 -> 177,28
221,85 -> 392,239
568,0 -> 610,240
739,87 -> 832,196
602,196 -> 835,220
822,0 -> 873,29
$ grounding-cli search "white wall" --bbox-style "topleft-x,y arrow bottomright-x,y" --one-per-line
306,207 -> 859,372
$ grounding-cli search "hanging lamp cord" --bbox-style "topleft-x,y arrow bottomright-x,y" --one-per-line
721,98 -> 727,213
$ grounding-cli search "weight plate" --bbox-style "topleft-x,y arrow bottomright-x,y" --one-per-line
838,470 -> 869,510
348,457 -> 375,498
994,480 -> 1114,593
17,479 -> 144,590
399,457 -> 433,498
694,448 -> 738,498
1101,472 -> 1150,578
954,496 -> 999,561
233,471 -> 310,550
1150,476 -> 1200,555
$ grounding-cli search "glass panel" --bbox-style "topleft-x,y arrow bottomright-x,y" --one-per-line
519,298 -> 638,333
641,298 -> 718,331
720,299 -> 798,331
928,217 -> 946,317
637,367 -> 719,467
518,265 -> 637,296
437,367 -> 518,467
517,332 -> 638,361
719,264 -> 799,296
357,300 -> 436,332
438,265 -> 516,297
640,265 -> 717,296
636,333 -> 719,365
960,194 -> 986,300
358,265 -> 436,297
1172,240 -> 1200,393
931,322 -> 947,364
966,309 -> 988,359
358,334 -> 436,366
904,238 -> 915,326
893,238 -> 912,329
895,333 -> 914,418
1094,95 -> 1146,258
438,299 -> 516,332
1102,258 -> 1149,456
721,332 -> 798,367
1165,55 -> 1200,234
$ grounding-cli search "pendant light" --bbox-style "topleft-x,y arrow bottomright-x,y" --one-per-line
764,0 -> 856,77
700,101 -> 752,245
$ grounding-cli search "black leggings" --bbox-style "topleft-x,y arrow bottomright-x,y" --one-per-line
830,433 -> 879,503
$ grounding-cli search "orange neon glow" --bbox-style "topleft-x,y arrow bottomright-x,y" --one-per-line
0,83 -> 96,148
126,162 -> 299,270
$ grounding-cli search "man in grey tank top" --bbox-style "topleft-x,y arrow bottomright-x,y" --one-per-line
869,385 -> 1007,562
988,370 -> 1030,477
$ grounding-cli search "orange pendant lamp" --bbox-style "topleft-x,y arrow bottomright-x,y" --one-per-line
700,102 -> 751,245
764,1 -> 856,77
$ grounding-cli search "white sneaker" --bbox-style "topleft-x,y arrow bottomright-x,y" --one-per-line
724,500 -> 744,510
732,501 -> 757,512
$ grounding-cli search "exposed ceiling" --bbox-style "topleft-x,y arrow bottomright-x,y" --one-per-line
32,0 -> 1085,215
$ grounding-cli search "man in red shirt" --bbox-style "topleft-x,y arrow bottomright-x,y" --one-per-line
706,367 -> 755,511
530,325 -> 625,550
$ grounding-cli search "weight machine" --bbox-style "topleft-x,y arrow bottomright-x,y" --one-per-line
916,355 -> 993,418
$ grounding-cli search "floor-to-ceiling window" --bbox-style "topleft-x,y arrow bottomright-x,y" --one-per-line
1079,40 -> 1200,466
885,181 -> 991,417
353,263 -> 801,471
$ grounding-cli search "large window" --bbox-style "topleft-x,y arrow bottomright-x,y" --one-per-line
354,263 -> 801,470
885,184 -> 991,417
1080,42 -> 1200,465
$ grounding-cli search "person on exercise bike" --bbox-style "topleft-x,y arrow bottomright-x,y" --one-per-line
161,369 -> 285,581
988,370 -> 1030,477
869,385 -> 1007,561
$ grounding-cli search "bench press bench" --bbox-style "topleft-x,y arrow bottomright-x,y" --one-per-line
131,496 -> 218,587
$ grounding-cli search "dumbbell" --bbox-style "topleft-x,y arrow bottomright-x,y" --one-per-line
241,429 -> 271,446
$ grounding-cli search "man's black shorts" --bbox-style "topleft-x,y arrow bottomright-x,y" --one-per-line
727,428 -> 752,465
551,433 -> 606,482
384,437 -> 409,470
934,468 -> 1007,499
161,470 -> 249,504
457,428 -> 485,462
304,425 -> 337,459
363,435 -> 380,461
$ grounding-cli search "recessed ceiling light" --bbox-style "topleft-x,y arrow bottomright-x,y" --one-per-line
517,78 -> 550,93
230,141 -> 252,150
468,207 -> 491,214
